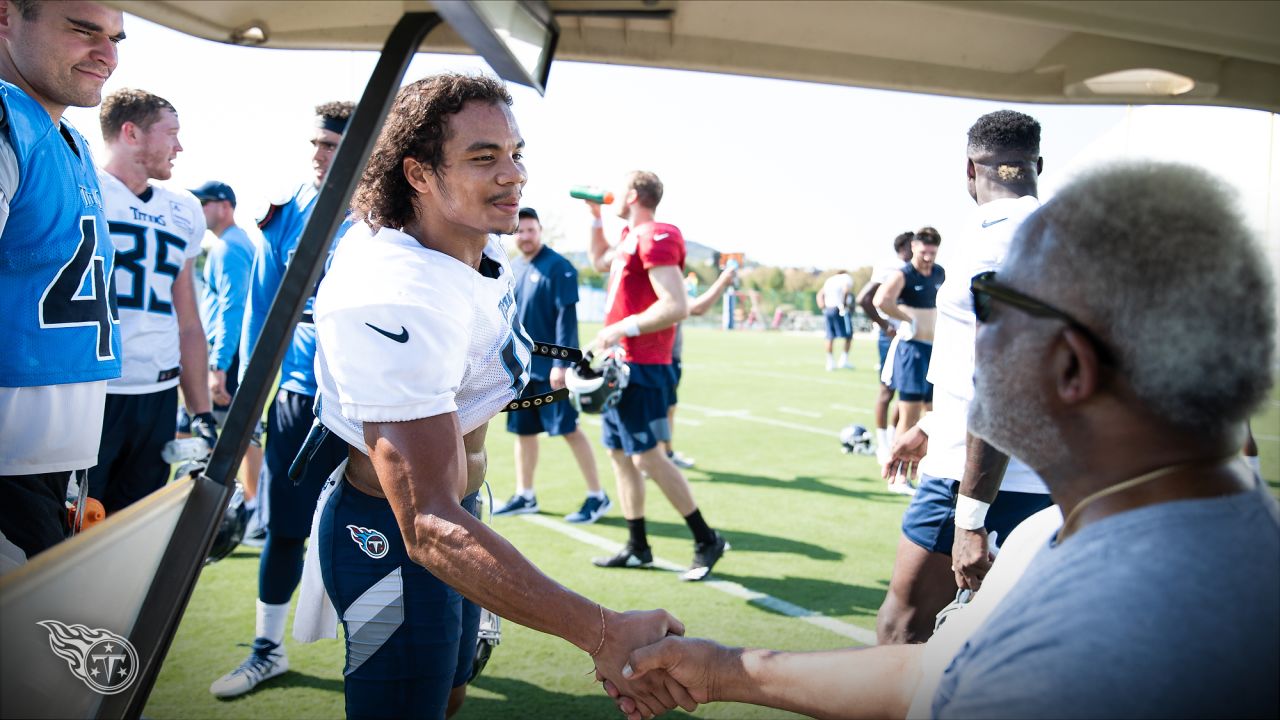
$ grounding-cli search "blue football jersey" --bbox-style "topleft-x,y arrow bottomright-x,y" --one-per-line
0,80 -> 121,387
241,182 -> 351,396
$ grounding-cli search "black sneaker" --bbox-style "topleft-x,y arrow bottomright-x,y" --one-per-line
493,494 -> 539,516
680,531 -> 729,581
592,544 -> 653,568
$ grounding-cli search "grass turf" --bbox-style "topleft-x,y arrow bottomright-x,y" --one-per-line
146,324 -> 1280,719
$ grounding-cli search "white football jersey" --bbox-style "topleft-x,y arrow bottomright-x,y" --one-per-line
98,172 -> 205,394
315,224 -> 532,452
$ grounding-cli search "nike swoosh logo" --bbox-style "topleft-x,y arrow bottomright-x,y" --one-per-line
981,217 -> 1008,228
654,233 -> 669,241
365,322 -> 409,343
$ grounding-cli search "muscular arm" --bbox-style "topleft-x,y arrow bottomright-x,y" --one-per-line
689,268 -> 735,317
592,264 -> 690,353
873,271 -> 913,323
586,205 -> 613,273
174,260 -> 212,414
857,281 -> 893,333
952,433 -> 1012,590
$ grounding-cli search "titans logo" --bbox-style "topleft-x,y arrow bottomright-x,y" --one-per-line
347,524 -> 389,559
37,620 -> 139,695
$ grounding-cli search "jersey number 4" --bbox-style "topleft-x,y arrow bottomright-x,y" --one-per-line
110,220 -> 188,315
39,216 -> 119,360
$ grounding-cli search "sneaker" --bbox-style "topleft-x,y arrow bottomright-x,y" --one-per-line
493,494 -> 539,516
241,526 -> 267,549
668,451 -> 696,469
209,638 -> 288,698
592,543 -> 653,568
565,494 -> 612,524
825,357 -> 835,371
887,481 -> 916,497
681,531 -> 729,581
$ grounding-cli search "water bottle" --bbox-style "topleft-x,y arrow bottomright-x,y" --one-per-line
569,186 -> 613,204
162,436 -> 212,464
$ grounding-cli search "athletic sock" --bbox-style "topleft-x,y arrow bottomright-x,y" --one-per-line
626,518 -> 650,552
887,426 -> 897,447
519,489 -> 536,501
255,600 -> 289,647
876,427 -> 890,449
683,509 -> 716,546
838,352 -> 848,365
587,490 -> 605,500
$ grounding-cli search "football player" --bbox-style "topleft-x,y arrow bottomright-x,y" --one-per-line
302,73 -> 692,719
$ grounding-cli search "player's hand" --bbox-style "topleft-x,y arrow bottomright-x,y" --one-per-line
593,609 -> 694,720
881,324 -> 897,339
585,200 -> 603,218
952,527 -> 993,591
549,366 -> 567,391
624,636 -> 728,706
189,412 -> 219,455
209,369 -> 231,406
882,425 -> 928,482
591,324 -> 627,355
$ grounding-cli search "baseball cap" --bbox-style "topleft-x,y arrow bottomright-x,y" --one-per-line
190,181 -> 236,207
518,207 -> 539,222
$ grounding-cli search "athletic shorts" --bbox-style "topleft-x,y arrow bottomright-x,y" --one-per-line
602,364 -> 674,456
506,377 -> 578,437
87,387 -> 178,514
261,389 -> 349,539
0,471 -> 71,558
824,307 -> 850,340
319,481 -> 481,720
892,339 -> 934,402
877,333 -> 893,373
666,359 -> 683,408
901,475 -> 1053,555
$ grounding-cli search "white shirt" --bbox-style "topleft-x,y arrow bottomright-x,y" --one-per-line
314,225 -> 532,451
917,195 -> 1047,494
99,172 -> 206,394
820,272 -> 854,310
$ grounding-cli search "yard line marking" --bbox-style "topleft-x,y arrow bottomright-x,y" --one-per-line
1255,433 -> 1278,442
676,418 -> 704,427
682,403 -> 834,438
778,406 -> 822,418
829,403 -> 871,415
520,514 -> 875,645
718,367 -> 881,390
581,416 -> 603,426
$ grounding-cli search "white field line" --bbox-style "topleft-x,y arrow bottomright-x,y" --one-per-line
829,403 -> 872,415
777,406 -> 822,418
676,418 -> 704,426
719,367 -> 881,390
520,514 -> 875,646
1255,434 -> 1279,442
681,402 -> 836,438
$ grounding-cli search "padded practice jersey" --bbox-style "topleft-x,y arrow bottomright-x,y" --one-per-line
315,225 -> 532,450
99,172 -> 205,393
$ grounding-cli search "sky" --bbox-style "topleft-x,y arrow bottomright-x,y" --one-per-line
64,14 -> 1278,272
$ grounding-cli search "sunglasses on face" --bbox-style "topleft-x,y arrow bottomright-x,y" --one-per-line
970,271 -> 1116,365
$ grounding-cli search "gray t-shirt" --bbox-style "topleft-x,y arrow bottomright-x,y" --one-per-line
934,480 -> 1279,719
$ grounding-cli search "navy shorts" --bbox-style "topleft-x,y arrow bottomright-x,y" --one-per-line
901,475 -> 1054,555
261,389 -> 349,538
824,308 -> 850,340
666,359 -> 682,408
893,339 -> 934,402
88,387 -> 178,514
877,333 -> 893,373
506,377 -> 579,437
319,481 -> 481,720
602,364 -> 674,456
0,471 -> 70,558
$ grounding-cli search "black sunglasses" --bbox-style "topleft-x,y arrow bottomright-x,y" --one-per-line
970,271 -> 1115,365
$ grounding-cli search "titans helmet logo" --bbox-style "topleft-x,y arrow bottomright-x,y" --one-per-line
347,524 -> 389,559
37,620 -> 139,695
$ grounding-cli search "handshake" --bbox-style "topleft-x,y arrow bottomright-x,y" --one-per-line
590,608 -> 736,719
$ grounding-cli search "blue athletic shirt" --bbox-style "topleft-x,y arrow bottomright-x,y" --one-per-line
0,80 -> 120,387
897,262 -> 945,309
241,182 -> 351,395
201,223 -> 255,371
512,245 -> 578,381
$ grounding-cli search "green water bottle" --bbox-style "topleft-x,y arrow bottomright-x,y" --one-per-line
570,186 -> 614,204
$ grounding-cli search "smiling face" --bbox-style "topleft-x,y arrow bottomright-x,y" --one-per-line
910,240 -> 938,273
416,100 -> 526,238
0,1 -> 122,118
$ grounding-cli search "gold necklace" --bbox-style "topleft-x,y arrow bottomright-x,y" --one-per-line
1056,457 -> 1232,543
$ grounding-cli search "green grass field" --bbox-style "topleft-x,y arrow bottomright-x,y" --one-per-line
146,324 -> 1280,719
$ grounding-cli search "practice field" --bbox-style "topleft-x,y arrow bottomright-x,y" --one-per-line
146,324 -> 1280,719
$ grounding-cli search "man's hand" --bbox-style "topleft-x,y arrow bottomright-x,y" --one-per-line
593,609 -> 697,720
549,366 -> 567,391
952,527 -> 993,591
585,199 -> 603,218
591,324 -> 628,355
189,412 -> 219,455
880,324 -> 897,339
625,637 -> 728,706
208,369 -> 231,406
882,425 -> 928,482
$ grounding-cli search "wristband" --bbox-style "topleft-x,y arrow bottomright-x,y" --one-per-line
591,218 -> 603,229
954,494 -> 990,531
622,315 -> 642,338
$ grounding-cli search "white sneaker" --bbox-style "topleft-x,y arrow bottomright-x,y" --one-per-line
209,638 -> 288,698
887,482 -> 916,497
668,451 -> 696,469
825,357 -> 835,371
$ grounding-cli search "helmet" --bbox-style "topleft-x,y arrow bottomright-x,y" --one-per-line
471,607 -> 502,680
565,354 -> 630,414
206,483 -> 249,565
840,424 -> 874,455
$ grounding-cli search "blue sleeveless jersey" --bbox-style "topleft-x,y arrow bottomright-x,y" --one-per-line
0,81 -> 120,387
898,262 -> 945,309
241,182 -> 351,396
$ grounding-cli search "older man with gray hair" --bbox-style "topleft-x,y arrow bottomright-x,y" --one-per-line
606,161 -> 1278,720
